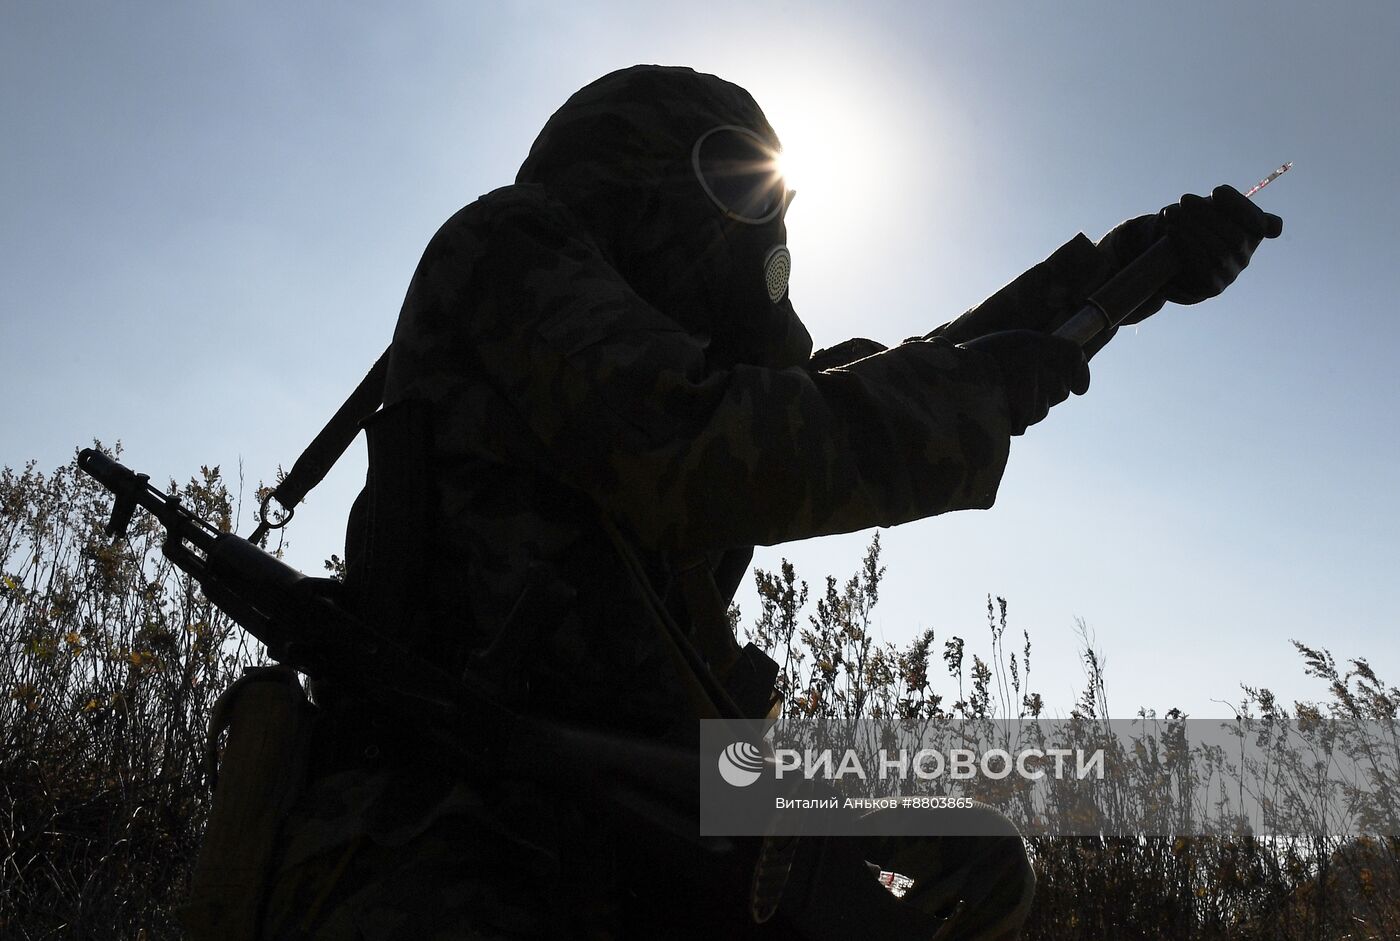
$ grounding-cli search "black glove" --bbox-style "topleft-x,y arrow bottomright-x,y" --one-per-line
1098,184 -> 1284,312
959,330 -> 1090,436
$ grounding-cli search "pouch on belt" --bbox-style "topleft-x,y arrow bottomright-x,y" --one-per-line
178,664 -> 316,940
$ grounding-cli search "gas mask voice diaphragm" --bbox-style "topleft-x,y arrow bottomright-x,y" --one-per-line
692,125 -> 793,303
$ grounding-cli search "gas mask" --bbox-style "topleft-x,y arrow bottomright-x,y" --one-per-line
691,124 -> 794,305
516,66 -> 813,370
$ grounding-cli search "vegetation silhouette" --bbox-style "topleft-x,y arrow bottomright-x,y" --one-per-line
2,450 -> 1396,939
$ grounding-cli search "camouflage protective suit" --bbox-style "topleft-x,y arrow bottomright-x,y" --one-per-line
259,65 -> 1124,939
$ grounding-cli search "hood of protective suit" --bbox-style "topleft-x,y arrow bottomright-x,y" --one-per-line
516,65 -> 813,370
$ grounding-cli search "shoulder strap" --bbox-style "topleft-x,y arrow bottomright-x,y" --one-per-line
250,346 -> 390,543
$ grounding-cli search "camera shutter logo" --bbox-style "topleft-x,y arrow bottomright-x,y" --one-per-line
718,741 -> 765,788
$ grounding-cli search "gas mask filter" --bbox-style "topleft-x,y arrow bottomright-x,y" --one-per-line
692,125 -> 793,303
763,244 -> 791,303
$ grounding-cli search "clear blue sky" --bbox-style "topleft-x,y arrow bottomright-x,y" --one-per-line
4,1 -> 1396,717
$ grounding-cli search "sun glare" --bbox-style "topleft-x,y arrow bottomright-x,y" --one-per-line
737,63 -> 923,322
772,123 -> 844,219
772,146 -> 810,202
760,82 -> 898,234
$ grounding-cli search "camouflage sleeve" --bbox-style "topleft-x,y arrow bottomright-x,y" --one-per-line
808,338 -> 889,371
388,190 -> 1015,554
925,234 -> 1114,348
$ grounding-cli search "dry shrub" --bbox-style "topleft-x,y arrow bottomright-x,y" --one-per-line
0,447 -> 266,940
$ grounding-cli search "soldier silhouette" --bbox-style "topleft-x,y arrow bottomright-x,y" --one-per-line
245,65 -> 1280,939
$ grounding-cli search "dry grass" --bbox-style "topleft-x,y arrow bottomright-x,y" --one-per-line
2,454 -> 1396,939
749,535 -> 1400,940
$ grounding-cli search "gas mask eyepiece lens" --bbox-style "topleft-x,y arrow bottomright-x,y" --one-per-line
693,125 -> 787,225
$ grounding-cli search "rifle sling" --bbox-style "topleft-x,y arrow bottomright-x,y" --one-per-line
270,345 -> 391,515
264,348 -> 768,724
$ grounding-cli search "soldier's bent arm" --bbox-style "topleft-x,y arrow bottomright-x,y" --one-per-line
387,189 -> 1103,554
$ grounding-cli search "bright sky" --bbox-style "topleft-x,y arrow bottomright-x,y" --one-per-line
4,1 -> 1396,718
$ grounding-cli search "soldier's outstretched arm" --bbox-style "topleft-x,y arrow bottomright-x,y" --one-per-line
388,192 -> 1028,554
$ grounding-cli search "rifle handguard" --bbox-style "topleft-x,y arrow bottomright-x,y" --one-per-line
1054,237 -> 1179,346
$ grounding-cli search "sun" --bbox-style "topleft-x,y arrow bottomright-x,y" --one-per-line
761,83 -> 898,232
771,122 -> 843,220
772,144 -> 817,207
